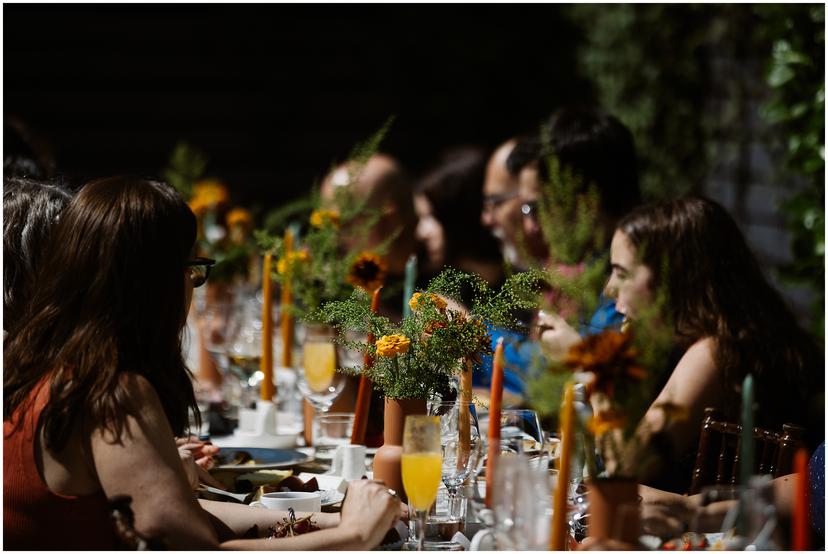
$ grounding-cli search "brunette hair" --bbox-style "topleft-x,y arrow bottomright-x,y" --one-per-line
3,176 -> 74,332
507,106 -> 641,221
4,176 -> 199,451
618,196 -> 824,441
416,146 -> 501,266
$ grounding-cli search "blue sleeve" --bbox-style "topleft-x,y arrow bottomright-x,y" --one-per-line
581,294 -> 623,336
473,325 -> 542,395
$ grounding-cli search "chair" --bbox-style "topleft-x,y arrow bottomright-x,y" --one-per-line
689,407 -> 805,494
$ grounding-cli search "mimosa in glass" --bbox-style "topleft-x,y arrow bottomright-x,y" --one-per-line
402,415 -> 443,551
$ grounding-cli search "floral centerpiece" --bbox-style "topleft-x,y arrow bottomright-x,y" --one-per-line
255,123 -> 394,317
310,268 -> 543,400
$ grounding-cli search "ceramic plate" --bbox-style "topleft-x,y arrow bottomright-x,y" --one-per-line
213,447 -> 312,471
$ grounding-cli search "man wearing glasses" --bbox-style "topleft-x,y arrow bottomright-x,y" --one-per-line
480,139 -> 527,271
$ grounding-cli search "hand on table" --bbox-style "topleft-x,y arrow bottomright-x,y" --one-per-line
339,480 -> 400,549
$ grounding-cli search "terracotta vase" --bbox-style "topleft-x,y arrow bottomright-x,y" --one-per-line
587,477 -> 640,545
372,397 -> 427,504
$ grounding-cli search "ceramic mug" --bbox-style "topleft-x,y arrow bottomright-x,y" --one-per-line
250,491 -> 322,513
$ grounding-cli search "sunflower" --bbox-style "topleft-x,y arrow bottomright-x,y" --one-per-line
309,209 -> 341,228
375,334 -> 411,357
346,252 -> 386,292
564,330 -> 645,398
408,292 -> 447,313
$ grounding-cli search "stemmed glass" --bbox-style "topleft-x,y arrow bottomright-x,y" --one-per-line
499,409 -> 547,467
296,325 -> 346,418
402,415 -> 443,551
428,401 -> 483,517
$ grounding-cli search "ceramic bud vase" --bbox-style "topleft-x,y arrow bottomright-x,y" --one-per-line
587,477 -> 640,545
372,397 -> 427,504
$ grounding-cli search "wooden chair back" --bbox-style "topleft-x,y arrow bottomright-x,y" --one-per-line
689,407 -> 805,494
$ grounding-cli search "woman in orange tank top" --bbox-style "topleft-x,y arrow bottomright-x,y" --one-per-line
4,176 -> 400,550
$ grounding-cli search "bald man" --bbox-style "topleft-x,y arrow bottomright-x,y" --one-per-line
321,153 -> 419,280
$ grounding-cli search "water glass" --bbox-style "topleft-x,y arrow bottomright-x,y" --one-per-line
313,413 -> 354,459
491,454 -> 552,550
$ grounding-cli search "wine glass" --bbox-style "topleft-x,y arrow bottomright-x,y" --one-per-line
500,409 -> 547,467
428,400 -> 483,516
225,296 -> 264,411
402,415 -> 443,551
296,324 -> 346,415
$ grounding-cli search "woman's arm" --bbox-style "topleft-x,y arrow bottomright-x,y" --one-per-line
624,337 -> 721,481
221,479 -> 399,550
90,373 -> 220,550
198,499 -> 339,540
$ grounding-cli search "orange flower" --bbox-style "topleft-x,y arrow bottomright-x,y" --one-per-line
375,334 -> 411,357
564,330 -> 645,398
346,252 -> 386,292
408,292 -> 447,313
226,207 -> 252,228
309,209 -> 340,228
588,410 -> 627,436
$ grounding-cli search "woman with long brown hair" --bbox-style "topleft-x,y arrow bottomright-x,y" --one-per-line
3,176 -> 399,549
605,195 -> 824,491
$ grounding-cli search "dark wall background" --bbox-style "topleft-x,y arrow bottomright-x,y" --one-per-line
5,3 -> 592,206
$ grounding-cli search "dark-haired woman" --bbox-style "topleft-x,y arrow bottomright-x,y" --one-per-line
3,176 -> 399,549
3,175 -> 73,334
605,195 -> 824,491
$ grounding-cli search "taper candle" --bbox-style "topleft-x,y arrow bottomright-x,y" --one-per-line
550,381 -> 574,550
458,358 -> 473,467
402,254 -> 416,318
740,374 -> 755,486
792,448 -> 810,550
260,253 -> 275,401
280,230 -> 294,368
484,338 -> 505,508
351,287 -> 381,445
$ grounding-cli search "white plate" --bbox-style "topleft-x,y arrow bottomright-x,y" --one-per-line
320,489 -> 345,507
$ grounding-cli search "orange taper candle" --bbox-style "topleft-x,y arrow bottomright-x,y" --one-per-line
260,252 -> 275,401
458,357 -> 473,465
792,448 -> 810,550
484,338 -> 505,508
280,230 -> 294,369
351,287 -> 381,445
550,382 -> 574,550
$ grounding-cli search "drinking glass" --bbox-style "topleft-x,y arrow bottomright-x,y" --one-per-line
428,401 -> 483,515
499,409 -> 546,467
225,297 -> 264,411
402,415 -> 443,551
491,455 -> 552,550
296,325 -> 346,414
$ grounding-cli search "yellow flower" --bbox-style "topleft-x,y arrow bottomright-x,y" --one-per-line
346,252 -> 386,292
309,209 -> 340,228
408,292 -> 448,313
188,195 -> 211,216
226,207 -> 252,228
191,180 -> 230,207
375,334 -> 411,357
276,250 -> 310,275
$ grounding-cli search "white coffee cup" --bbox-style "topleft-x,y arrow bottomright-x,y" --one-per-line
250,491 -> 322,513
331,444 -> 367,481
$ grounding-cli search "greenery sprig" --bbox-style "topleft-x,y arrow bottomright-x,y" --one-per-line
309,269 -> 543,400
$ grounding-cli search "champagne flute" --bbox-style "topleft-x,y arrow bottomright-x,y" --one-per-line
402,415 -> 443,551
428,400 -> 482,517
